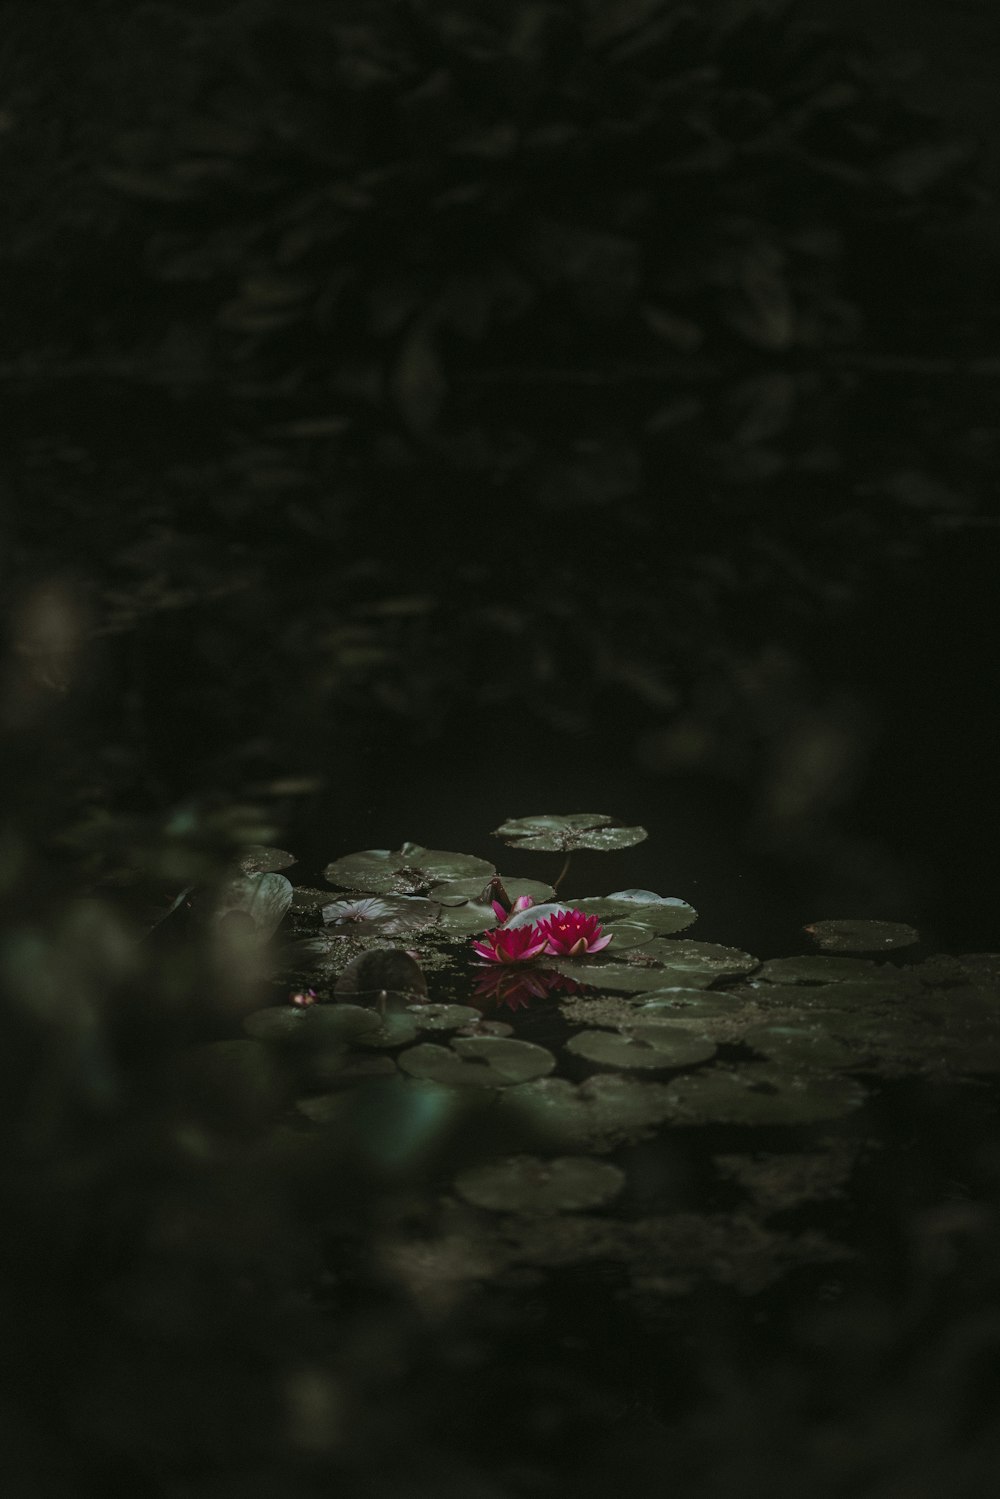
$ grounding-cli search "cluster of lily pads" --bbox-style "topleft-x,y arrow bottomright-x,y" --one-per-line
209,812 -> 1000,1299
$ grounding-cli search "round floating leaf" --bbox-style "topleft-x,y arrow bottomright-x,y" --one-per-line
398,1037 -> 555,1088
576,893 -> 698,935
333,949 -> 428,1002
492,813 -> 648,853
452,1036 -> 556,1081
353,1012 -> 420,1049
409,1003 -> 483,1032
742,1023 -> 863,1071
500,1073 -> 677,1151
662,1065 -> 865,1126
431,876 -> 555,908
804,919 -> 920,953
636,989 -> 744,1019
600,922 -> 655,950
639,939 -> 759,978
550,939 -> 756,993
434,901 -> 497,936
324,843 -> 494,895
455,1155 -> 625,1214
244,1003 -> 381,1045
566,1025 -> 716,1070
239,845 -> 296,874
216,872 -> 293,938
549,956 -> 713,993
322,894 -> 441,937
758,956 -> 901,985
290,885 -> 339,912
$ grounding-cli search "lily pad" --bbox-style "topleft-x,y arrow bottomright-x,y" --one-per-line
500,1073 -> 677,1152
322,894 -> 441,936
333,949 -> 428,1002
215,872 -> 292,939
454,1155 -> 625,1215
431,876 -> 555,908
434,901 -> 498,936
408,1003 -> 482,1031
636,989 -> 745,1019
549,956 -> 714,993
244,1003 -> 381,1045
290,885 -> 340,912
742,1022 -> 865,1072
492,813 -> 648,853
636,939 -> 759,978
804,919 -> 920,953
398,1037 -> 556,1088
566,1025 -> 716,1070
324,842 -> 495,895
757,956 -> 901,985
662,1065 -> 865,1126
353,1012 -> 421,1049
575,893 -> 698,935
238,845 -> 297,874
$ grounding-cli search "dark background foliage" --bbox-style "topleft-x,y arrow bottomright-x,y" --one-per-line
2,2 -> 1000,1495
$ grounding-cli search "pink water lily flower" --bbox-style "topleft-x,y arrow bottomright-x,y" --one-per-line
471,923 -> 550,964
490,893 -> 536,923
538,909 -> 613,957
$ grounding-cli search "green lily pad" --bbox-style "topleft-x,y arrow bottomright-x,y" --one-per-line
550,939 -> 756,993
742,1022 -> 865,1071
431,876 -> 555,908
322,894 -> 441,937
576,893 -> 698,935
549,956 -> 716,993
499,1073 -> 677,1152
290,885 -> 340,912
455,1155 -> 625,1215
238,845 -> 297,874
244,1003 -> 381,1045
434,901 -> 497,936
662,1065 -> 865,1126
636,989 -> 745,1019
408,1003 -> 482,1031
398,1037 -> 556,1088
637,939 -> 759,978
492,813 -> 648,853
324,842 -> 495,895
215,872 -> 292,938
599,922 -> 655,950
804,919 -> 920,953
566,1025 -> 716,1070
757,956 -> 901,985
333,949 -> 428,1002
353,1012 -> 420,1049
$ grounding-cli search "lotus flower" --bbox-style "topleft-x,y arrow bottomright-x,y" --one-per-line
538,908 -> 612,957
470,924 -> 550,964
491,893 -> 536,923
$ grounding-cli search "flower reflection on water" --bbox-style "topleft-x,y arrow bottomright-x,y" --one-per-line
472,967 -> 583,1013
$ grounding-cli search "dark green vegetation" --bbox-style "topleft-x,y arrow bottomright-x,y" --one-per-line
3,1 -> 1000,1495
4,806 -> 1000,1497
